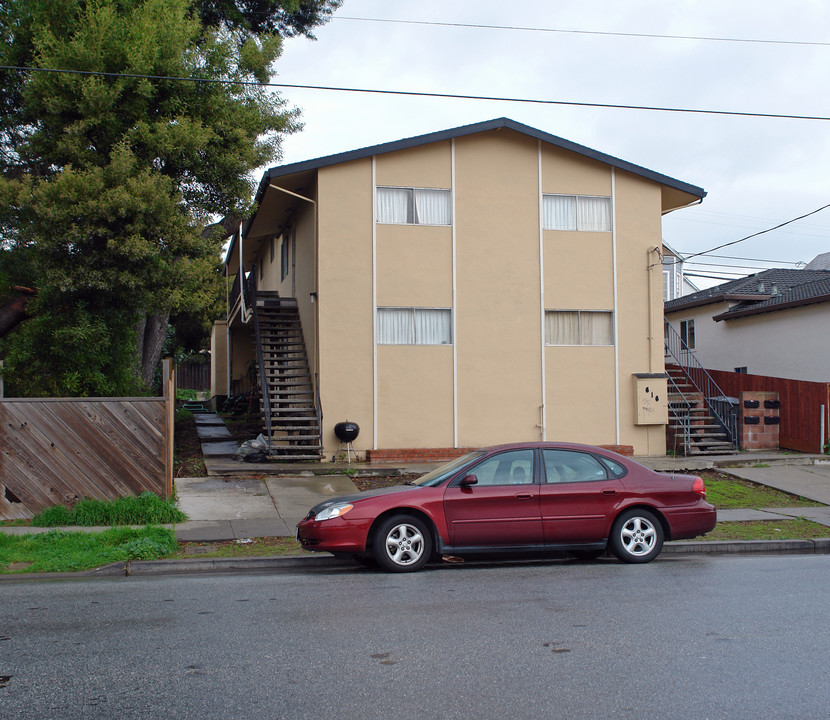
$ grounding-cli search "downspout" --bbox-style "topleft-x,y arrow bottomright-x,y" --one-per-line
647,245 -> 663,374
238,222 -> 247,322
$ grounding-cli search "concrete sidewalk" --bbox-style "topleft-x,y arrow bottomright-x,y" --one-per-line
173,474 -> 358,541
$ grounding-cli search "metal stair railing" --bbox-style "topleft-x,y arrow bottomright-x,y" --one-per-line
664,320 -> 738,450
245,270 -> 273,451
666,373 -> 692,457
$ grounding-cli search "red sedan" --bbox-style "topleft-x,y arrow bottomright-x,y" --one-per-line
297,443 -> 716,572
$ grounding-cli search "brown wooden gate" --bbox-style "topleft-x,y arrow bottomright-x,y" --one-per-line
0,360 -> 175,520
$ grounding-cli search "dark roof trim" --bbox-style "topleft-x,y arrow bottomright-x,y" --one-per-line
712,292 -> 830,321
722,293 -> 771,302
257,117 -> 706,204
233,117 -> 706,267
664,296 -> 728,313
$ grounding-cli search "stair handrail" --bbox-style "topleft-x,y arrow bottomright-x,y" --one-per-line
666,373 -> 692,457
248,271 -> 273,451
664,320 -> 738,450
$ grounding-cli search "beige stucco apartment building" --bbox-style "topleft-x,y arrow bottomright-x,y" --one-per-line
212,118 -> 705,460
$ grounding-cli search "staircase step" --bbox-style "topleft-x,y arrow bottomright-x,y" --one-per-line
269,435 -> 322,442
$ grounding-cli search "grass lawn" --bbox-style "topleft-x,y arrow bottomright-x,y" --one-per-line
701,471 -> 824,509
0,526 -> 178,574
698,518 -> 828,542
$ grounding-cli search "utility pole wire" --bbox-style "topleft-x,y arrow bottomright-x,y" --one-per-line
683,202 -> 830,261
337,16 -> 830,49
2,65 -> 830,122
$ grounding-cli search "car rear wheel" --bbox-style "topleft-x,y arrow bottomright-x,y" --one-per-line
373,515 -> 432,572
609,509 -> 663,563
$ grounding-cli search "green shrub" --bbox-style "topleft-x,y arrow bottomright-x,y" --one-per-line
30,493 -> 187,527
31,505 -> 72,527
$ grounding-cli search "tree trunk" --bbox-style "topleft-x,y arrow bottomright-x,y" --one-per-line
0,287 -> 36,339
135,312 -> 170,388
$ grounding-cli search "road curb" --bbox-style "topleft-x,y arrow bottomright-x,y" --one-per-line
126,554 -> 346,576
4,541 -> 830,581
664,539 -> 830,554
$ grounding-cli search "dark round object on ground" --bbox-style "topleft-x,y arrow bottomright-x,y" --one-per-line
334,421 -> 360,442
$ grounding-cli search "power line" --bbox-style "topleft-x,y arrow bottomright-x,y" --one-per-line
681,253 -> 801,265
698,253 -> 801,264
2,65 -> 830,122
684,273 -> 748,282
336,16 -> 830,49
683,202 -> 830,261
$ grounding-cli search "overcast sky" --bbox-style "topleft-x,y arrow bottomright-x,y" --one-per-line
269,0 -> 830,287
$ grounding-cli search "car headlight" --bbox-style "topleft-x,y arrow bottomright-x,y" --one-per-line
314,503 -> 354,521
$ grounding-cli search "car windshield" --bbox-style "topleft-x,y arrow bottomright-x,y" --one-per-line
412,451 -> 486,487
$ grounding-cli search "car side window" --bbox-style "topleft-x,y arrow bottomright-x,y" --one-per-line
467,450 -> 535,486
543,450 -> 608,484
598,456 -> 628,478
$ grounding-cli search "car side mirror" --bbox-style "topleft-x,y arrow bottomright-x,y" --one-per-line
459,474 -> 478,487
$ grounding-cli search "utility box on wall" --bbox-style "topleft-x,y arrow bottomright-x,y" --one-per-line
633,374 -> 668,425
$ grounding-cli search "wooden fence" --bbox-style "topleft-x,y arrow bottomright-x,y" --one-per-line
0,360 -> 175,520
177,361 -> 210,391
707,369 -> 830,454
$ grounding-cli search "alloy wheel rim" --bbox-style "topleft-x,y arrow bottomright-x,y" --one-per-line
385,523 -> 424,565
621,517 -> 656,556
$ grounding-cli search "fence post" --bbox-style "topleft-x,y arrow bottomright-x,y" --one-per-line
162,358 -> 175,497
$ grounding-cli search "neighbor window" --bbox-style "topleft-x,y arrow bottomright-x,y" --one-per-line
679,318 -> 695,349
376,308 -> 452,345
280,232 -> 290,281
543,194 -> 611,232
376,187 -> 452,225
545,311 -> 614,346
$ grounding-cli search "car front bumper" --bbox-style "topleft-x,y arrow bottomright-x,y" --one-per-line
296,516 -> 372,554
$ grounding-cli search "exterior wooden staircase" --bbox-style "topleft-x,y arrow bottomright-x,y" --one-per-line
252,292 -> 322,461
666,364 -> 736,456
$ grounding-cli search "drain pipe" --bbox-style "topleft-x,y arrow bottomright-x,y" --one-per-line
647,246 -> 661,373
238,221 -> 248,323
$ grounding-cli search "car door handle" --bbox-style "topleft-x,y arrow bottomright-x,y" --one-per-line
515,493 -> 535,500
601,489 -> 617,496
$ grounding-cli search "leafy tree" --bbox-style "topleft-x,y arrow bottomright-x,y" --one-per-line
0,0 -> 339,396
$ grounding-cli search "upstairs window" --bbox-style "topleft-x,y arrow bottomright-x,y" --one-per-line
543,194 -> 612,232
377,308 -> 452,345
280,233 -> 291,281
377,187 -> 452,225
545,310 -> 614,346
680,318 -> 695,350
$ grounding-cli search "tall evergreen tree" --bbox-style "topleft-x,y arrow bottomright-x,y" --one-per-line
0,0 -> 340,395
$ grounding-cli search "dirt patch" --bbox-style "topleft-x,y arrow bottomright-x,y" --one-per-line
174,412 -> 207,477
352,474 -> 422,492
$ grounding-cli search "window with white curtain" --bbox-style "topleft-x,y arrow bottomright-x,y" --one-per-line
376,187 -> 452,225
377,308 -> 452,345
543,194 -> 611,232
545,310 -> 614,346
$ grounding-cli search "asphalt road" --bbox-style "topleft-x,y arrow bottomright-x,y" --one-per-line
2,555 -> 829,719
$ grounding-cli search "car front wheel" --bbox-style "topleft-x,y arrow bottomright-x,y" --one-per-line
373,515 -> 432,572
609,509 -> 664,563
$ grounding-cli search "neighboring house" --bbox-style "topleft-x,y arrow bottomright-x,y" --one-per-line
662,242 -> 698,300
212,117 -> 706,460
665,263 -> 830,382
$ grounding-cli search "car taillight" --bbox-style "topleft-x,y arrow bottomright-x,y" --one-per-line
692,476 -> 706,497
